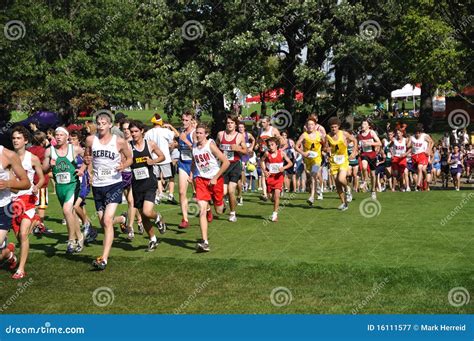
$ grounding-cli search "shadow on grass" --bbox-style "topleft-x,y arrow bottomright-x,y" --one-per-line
160,237 -> 197,251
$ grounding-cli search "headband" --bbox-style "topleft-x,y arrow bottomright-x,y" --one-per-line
55,127 -> 69,136
151,115 -> 163,126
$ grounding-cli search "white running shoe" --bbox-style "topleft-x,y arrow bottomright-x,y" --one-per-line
271,212 -> 278,222
338,203 -> 348,211
229,214 -> 237,223
346,192 -> 353,203
371,191 -> 377,200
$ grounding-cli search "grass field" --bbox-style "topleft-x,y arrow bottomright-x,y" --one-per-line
0,185 -> 473,314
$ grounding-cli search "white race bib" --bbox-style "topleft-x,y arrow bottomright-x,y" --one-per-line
225,150 -> 234,161
98,167 -> 116,179
268,163 -> 283,174
180,149 -> 192,161
307,151 -> 318,159
133,167 -> 149,180
362,141 -> 373,153
56,172 -> 71,184
333,155 -> 345,165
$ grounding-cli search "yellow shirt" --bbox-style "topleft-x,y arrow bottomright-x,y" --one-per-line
327,131 -> 348,165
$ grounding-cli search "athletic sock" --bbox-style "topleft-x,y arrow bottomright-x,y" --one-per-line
150,236 -> 157,243
204,239 -> 208,244
230,211 -> 235,216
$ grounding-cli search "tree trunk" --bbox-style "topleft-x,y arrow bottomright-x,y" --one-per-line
260,92 -> 267,117
210,92 -> 225,136
420,83 -> 434,132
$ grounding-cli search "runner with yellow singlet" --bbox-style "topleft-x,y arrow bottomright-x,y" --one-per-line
325,117 -> 358,211
295,117 -> 325,205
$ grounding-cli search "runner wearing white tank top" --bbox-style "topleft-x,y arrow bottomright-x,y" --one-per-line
192,124 -> 230,253
0,145 -> 30,278
79,111 -> 133,271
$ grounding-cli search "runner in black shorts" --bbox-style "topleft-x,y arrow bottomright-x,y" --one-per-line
129,120 -> 167,252
216,115 -> 247,222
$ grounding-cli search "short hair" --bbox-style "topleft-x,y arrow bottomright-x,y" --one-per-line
225,114 -> 239,125
70,130 -> 82,139
266,136 -> 280,147
120,119 -> 131,130
182,110 -> 193,118
128,120 -> 145,131
12,125 -> 30,142
196,123 -> 210,134
415,124 -> 424,133
47,128 -> 55,135
328,116 -> 341,127
306,117 -> 317,125
32,131 -> 47,146
96,112 -> 113,123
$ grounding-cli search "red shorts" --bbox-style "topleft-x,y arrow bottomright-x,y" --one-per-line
266,173 -> 284,193
12,195 -> 40,234
195,176 -> 224,206
412,153 -> 428,167
391,156 -> 407,174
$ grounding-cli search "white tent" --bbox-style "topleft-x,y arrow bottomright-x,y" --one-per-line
391,84 -> 421,98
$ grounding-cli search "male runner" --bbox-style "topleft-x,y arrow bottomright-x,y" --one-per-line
216,115 -> 247,222
357,120 -> 381,199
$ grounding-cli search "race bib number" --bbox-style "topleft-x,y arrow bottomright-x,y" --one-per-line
268,163 -> 282,174
56,172 -> 71,184
98,167 -> 116,179
362,141 -> 373,153
200,165 -> 211,175
181,149 -> 192,161
386,152 -> 392,158
333,155 -> 345,165
133,167 -> 149,180
307,151 -> 318,159
225,150 -> 235,161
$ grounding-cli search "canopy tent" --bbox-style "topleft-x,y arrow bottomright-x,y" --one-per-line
391,84 -> 421,98
246,88 -> 303,103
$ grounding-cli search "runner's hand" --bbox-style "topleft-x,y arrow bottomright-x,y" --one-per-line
210,177 -> 217,186
145,157 -> 154,166
32,185 -> 38,194
0,180 -> 8,190
76,168 -> 84,177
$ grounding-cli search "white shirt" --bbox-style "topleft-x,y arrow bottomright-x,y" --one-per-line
145,127 -> 174,165
192,140 -> 220,179
0,146 -> 11,207
92,135 -> 122,187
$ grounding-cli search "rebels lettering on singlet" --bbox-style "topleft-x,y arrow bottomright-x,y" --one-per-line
92,150 -> 117,159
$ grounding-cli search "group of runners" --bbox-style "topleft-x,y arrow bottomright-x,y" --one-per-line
0,110 -> 472,277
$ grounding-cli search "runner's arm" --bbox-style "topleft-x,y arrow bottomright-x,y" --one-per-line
42,147 -> 52,173
0,150 -> 30,191
31,154 -> 45,192
77,135 -> 93,177
281,152 -> 293,172
209,141 -> 230,183
148,141 -> 166,165
233,134 -> 247,154
117,137 -> 133,170
248,133 -> 256,153
295,134 -> 307,157
345,132 -> 358,159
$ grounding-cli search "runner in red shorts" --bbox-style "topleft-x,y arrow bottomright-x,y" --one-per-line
390,129 -> 411,191
11,126 -> 45,279
192,124 -> 230,252
260,137 -> 293,222
410,126 -> 433,191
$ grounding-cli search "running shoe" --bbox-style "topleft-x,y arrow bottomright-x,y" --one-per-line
155,197 -> 161,205
86,227 -> 98,243
137,222 -> 145,235
127,228 -> 135,240
66,240 -> 76,254
317,193 -> 323,200
271,212 -> 278,222
237,197 -> 243,206
371,191 -> 377,200
168,194 -> 178,205
206,209 -> 213,223
156,215 -> 166,234
11,270 -> 26,280
260,195 -> 268,202
75,237 -> 84,253
228,214 -> 237,223
346,192 -> 353,203
61,219 -> 67,225
178,219 -> 189,229
307,197 -> 314,206
6,243 -> 17,270
338,203 -> 349,211
196,241 -> 210,252
147,239 -> 158,252
119,212 -> 128,233
92,257 -> 107,270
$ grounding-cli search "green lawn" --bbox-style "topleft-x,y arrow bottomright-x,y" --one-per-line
0,187 -> 473,314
